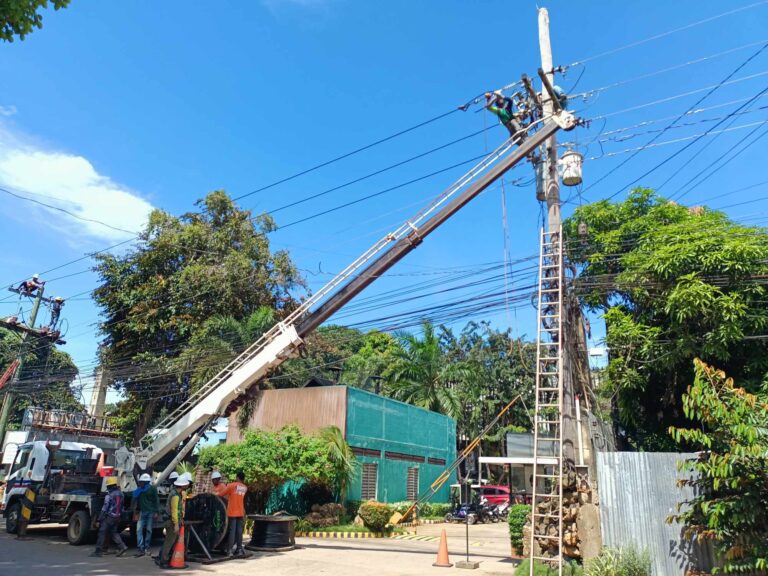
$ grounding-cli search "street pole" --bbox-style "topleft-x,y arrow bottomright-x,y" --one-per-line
0,286 -> 46,447
538,7 -> 561,233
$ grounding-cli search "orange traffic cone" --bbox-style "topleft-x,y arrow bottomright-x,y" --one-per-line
432,528 -> 453,568
169,525 -> 188,569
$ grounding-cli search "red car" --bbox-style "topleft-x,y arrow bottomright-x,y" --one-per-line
475,485 -> 511,505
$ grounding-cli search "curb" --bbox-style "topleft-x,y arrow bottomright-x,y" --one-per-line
398,519 -> 446,527
296,531 -> 395,539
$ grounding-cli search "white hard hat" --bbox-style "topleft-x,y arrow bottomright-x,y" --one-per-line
174,477 -> 190,487
181,472 -> 193,483
169,472 -> 179,480
32,273 -> 40,279
211,471 -> 222,480
139,473 -> 152,482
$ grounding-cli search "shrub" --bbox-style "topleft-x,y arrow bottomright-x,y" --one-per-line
430,503 -> 452,517
295,518 -> 313,533
344,499 -> 361,520
515,559 -> 583,575
585,546 -> 651,576
508,504 -> 530,554
358,501 -> 393,532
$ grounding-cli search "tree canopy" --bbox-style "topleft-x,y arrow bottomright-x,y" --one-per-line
669,360 -> 768,574
0,326 -> 80,428
93,191 -> 304,443
565,189 -> 768,449
1,0 -> 69,42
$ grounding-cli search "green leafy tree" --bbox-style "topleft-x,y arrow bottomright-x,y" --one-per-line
441,321 -> 536,450
276,325 -> 366,388
339,331 -> 402,389
385,321 -> 468,418
565,189 -> 768,449
669,359 -> 768,574
1,0 -> 69,42
0,326 -> 81,428
93,191 -> 304,443
198,425 -> 338,513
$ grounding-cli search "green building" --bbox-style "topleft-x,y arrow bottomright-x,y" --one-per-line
229,383 -> 456,503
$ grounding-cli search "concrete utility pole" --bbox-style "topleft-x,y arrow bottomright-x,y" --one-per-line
0,286 -> 46,447
89,367 -> 109,418
538,7 -> 577,464
538,7 -> 561,233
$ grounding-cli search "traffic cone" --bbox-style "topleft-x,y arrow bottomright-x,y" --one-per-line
169,525 -> 188,569
432,528 -> 453,568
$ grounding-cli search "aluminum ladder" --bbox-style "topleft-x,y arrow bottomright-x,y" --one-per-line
529,227 -> 564,575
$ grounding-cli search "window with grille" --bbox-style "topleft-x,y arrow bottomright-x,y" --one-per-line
407,467 -> 419,501
361,463 -> 378,500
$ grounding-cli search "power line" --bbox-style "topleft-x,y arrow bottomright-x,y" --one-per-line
569,0 -> 768,66
582,41 -> 768,196
231,108 -> 460,201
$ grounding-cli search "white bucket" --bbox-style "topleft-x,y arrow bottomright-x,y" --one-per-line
560,151 -> 583,187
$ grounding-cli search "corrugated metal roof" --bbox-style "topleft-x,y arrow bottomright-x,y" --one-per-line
597,452 -> 718,576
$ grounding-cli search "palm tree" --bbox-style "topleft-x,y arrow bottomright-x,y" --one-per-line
318,425 -> 357,502
386,321 -> 471,418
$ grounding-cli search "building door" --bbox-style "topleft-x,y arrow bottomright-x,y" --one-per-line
406,467 -> 419,501
361,462 -> 378,500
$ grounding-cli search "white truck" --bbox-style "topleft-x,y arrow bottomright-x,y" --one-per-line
3,440 -> 111,544
2,86 -> 576,545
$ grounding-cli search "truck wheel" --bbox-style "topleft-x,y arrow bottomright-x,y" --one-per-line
67,510 -> 92,545
5,502 -> 21,534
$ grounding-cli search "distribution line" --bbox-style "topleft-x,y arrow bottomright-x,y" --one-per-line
568,0 -> 768,66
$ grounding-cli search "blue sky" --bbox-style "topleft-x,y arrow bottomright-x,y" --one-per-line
0,0 -> 767,400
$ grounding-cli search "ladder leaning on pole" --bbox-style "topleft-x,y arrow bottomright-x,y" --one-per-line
529,227 -> 564,575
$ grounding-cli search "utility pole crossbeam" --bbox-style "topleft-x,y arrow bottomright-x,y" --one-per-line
530,228 -> 565,575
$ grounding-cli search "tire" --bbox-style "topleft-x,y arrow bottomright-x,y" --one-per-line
5,502 -> 21,534
67,510 -> 92,545
444,513 -> 453,523
467,513 -> 477,525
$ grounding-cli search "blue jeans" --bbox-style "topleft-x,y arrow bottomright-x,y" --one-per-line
137,511 -> 155,552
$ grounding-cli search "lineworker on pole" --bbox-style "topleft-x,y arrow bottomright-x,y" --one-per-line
484,91 -> 526,145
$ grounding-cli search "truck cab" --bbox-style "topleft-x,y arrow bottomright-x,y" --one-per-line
3,440 -> 109,544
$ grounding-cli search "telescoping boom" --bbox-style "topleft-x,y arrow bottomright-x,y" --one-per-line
123,106 -> 578,487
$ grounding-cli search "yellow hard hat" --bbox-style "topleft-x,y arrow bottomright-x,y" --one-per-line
106,477 -> 119,487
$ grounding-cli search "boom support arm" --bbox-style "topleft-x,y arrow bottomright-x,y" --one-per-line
134,110 -> 576,483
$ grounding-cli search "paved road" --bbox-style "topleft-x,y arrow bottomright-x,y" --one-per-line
0,520 -> 520,576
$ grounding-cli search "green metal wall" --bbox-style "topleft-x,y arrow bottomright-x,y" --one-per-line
345,387 -> 456,503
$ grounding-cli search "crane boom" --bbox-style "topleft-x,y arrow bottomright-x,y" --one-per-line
130,109 -> 576,484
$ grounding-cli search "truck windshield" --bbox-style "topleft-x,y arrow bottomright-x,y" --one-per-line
51,449 -> 88,469
10,447 -> 31,476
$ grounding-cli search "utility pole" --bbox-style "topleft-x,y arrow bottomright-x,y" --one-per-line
0,285 -> 46,447
89,367 -> 109,418
538,7 -> 561,233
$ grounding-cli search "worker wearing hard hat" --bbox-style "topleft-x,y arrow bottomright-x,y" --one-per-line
132,473 -> 160,557
90,477 -> 128,558
157,475 -> 189,568
211,471 -> 227,497
484,91 -> 526,145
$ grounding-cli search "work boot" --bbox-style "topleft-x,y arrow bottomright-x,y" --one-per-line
89,551 -> 102,558
116,547 -> 128,557
134,550 -> 145,557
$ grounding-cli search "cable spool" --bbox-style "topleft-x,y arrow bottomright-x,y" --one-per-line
560,150 -> 583,186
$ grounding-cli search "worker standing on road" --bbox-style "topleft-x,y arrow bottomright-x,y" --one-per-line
157,475 -> 189,568
133,473 -> 160,557
210,470 -> 227,497
222,470 -> 248,557
90,477 -> 128,558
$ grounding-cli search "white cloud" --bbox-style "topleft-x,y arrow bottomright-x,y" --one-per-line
0,105 -> 17,117
0,130 -> 154,243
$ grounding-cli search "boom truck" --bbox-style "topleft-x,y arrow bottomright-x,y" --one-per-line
3,76 -> 577,544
